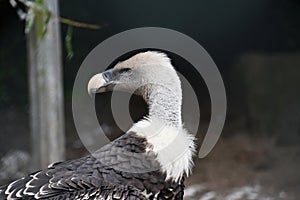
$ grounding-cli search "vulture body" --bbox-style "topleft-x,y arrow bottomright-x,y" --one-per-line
0,51 -> 195,200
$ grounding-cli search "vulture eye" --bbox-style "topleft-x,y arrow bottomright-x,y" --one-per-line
119,68 -> 132,75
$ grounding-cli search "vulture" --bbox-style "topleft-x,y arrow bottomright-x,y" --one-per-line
0,51 -> 195,200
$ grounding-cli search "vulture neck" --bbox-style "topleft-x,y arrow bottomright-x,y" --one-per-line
144,85 -> 182,128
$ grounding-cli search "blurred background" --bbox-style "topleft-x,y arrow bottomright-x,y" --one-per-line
0,0 -> 300,199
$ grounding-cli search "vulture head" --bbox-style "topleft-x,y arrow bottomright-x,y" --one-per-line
88,51 -> 183,127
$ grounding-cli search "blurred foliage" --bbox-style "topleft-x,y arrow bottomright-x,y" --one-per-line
10,0 -> 103,61
65,25 -> 74,60
0,0 -> 106,107
21,0 -> 51,36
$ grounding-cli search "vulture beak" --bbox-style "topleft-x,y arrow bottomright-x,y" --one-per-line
88,69 -> 114,96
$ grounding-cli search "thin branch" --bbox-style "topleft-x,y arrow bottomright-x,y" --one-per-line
15,0 -> 106,30
57,16 -> 106,30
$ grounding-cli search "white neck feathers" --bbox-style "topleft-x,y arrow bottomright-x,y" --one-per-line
129,118 -> 195,182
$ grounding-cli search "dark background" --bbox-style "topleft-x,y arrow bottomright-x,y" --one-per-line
0,0 -> 300,199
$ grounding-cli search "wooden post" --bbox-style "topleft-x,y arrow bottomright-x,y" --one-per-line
27,0 -> 65,169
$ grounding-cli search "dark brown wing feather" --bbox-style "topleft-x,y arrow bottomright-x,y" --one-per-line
0,132 -> 181,200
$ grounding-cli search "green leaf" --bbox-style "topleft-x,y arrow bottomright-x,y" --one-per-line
30,0 -> 47,12
42,10 -> 51,37
65,25 -> 74,60
25,7 -> 35,34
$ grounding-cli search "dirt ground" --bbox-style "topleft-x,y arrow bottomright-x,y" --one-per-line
185,133 -> 300,200
0,107 -> 299,199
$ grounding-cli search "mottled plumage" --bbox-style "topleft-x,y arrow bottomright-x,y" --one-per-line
0,132 -> 186,199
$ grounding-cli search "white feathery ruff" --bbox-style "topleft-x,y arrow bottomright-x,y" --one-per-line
130,117 -> 195,182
